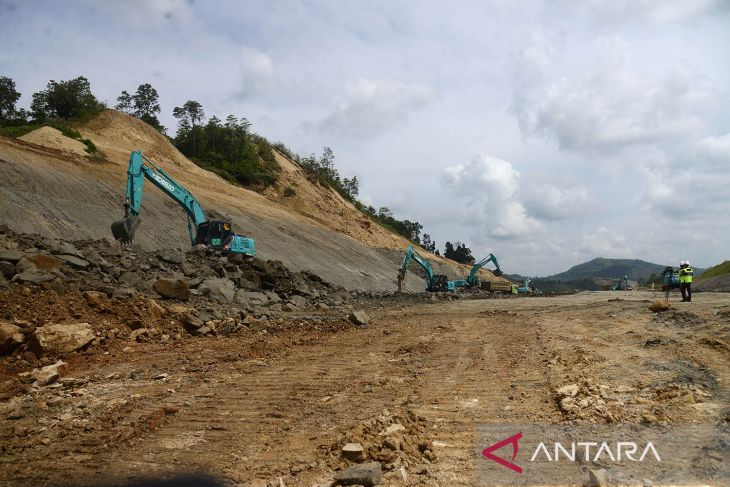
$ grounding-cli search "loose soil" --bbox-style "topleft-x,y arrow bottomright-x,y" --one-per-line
1,290 -> 728,486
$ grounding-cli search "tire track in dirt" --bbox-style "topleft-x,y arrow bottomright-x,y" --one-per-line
373,302 -> 563,486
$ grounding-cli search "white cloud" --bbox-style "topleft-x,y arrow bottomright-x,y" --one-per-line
637,136 -> 730,219
578,227 -> 633,258
442,154 -> 543,240
572,0 -> 726,23
523,183 -> 598,221
696,132 -> 730,169
512,35 -> 711,153
77,0 -> 197,25
238,47 -> 274,98
317,78 -> 434,138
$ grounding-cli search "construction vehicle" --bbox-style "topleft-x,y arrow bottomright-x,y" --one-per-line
111,151 -> 255,256
484,281 -> 514,293
452,253 -> 503,289
610,275 -> 631,291
516,277 -> 542,294
397,245 -> 455,292
661,267 -> 680,291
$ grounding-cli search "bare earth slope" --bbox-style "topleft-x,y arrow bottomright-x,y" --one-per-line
0,111 -> 496,291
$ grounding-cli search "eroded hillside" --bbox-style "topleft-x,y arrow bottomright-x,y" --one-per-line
0,110 -> 500,291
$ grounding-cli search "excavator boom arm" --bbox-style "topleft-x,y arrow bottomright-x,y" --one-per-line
399,245 -> 434,281
467,253 -> 503,285
112,151 -> 207,244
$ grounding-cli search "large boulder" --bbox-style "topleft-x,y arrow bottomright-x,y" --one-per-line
157,248 -> 186,264
0,249 -> 24,263
30,323 -> 95,356
56,254 -> 90,269
153,278 -> 190,301
235,290 -> 269,306
51,241 -> 85,259
199,278 -> 236,303
32,360 -> 68,386
0,321 -> 25,355
349,310 -> 370,327
334,462 -> 382,487
0,260 -> 15,279
18,254 -> 62,273
12,270 -> 55,284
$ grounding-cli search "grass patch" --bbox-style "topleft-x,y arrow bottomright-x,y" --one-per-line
0,124 -> 41,138
696,260 -> 730,280
0,120 -> 97,154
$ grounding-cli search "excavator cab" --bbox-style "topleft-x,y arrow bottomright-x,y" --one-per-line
196,221 -> 235,248
428,275 -> 451,292
196,220 -> 255,256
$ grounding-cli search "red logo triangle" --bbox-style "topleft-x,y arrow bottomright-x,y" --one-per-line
481,432 -> 523,474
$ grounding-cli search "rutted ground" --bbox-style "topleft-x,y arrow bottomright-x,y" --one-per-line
2,290 -> 728,486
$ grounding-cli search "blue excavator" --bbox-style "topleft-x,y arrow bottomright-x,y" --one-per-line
452,253 -> 503,289
111,151 -> 255,256
661,267 -> 680,291
610,275 -> 630,291
397,245 -> 455,292
516,277 -> 542,294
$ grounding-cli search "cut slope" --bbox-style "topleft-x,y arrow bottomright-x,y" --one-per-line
263,151 -> 406,249
696,260 -> 730,281
695,260 -> 730,292
0,110 -> 500,290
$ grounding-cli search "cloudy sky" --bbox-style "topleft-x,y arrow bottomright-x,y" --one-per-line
2,0 -> 729,275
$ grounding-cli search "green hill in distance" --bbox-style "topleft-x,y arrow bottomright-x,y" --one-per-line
507,258 -> 706,292
546,257 -> 700,282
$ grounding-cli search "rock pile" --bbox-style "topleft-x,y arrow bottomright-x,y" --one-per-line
0,227 -> 343,306
0,226 -> 360,359
328,409 -> 436,484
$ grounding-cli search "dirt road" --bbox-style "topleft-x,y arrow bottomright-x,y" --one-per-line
1,291 -> 728,486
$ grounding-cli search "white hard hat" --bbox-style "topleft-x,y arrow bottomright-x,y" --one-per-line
685,261 -> 690,266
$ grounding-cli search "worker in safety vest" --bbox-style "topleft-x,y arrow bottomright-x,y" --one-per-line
678,260 -> 694,302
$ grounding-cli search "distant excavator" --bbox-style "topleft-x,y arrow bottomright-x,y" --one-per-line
397,245 -> 455,292
397,247 -> 505,292
452,253 -> 503,289
516,277 -> 542,294
610,275 -> 631,291
111,151 -> 255,256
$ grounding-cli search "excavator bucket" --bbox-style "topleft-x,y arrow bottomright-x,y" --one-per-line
493,269 -> 503,277
111,215 -> 140,243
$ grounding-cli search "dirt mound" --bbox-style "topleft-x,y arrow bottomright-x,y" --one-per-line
326,408 -> 436,481
80,110 -> 189,167
18,126 -> 88,157
695,274 -> 730,292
